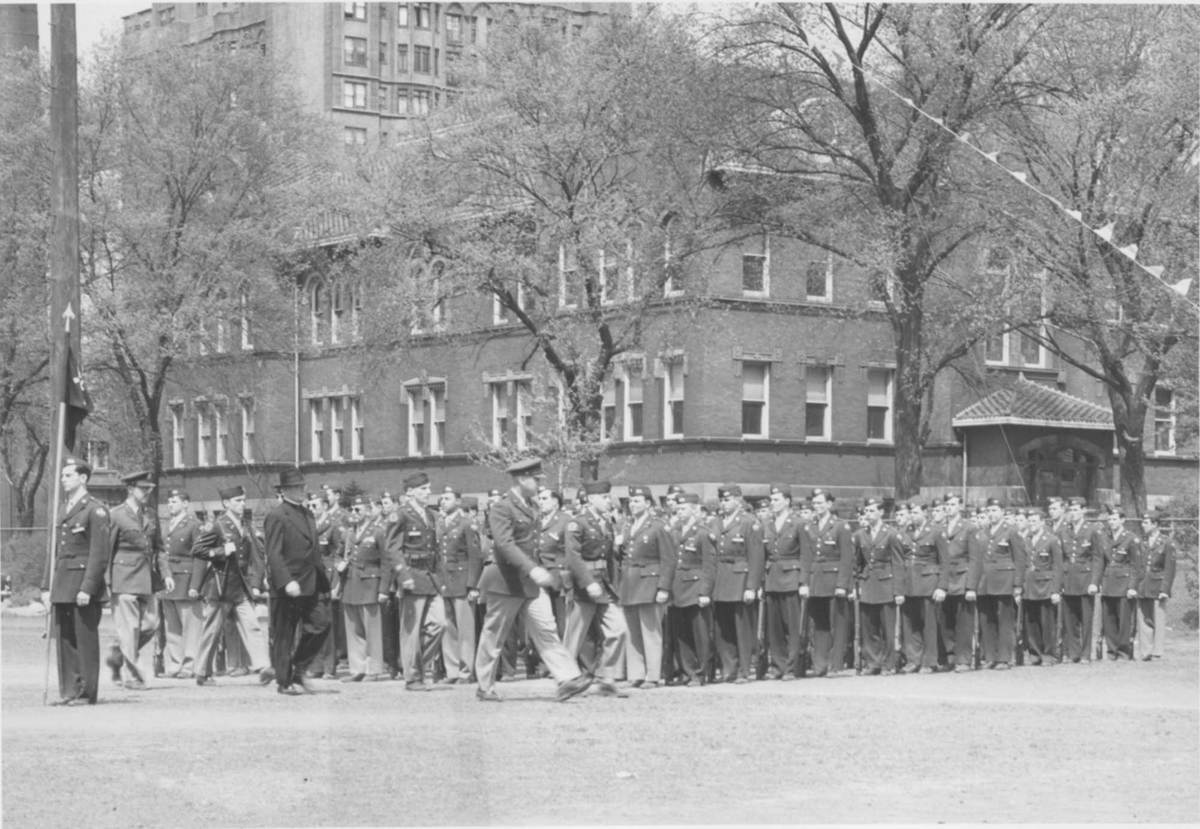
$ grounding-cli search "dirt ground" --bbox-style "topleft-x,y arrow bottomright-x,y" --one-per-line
2,612 -> 1197,827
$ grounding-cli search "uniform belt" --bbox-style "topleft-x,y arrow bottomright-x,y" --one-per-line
405,556 -> 435,567
717,557 -> 746,563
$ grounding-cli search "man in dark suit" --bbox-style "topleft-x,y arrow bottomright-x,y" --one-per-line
263,467 -> 331,695
473,458 -> 592,702
159,489 -> 202,678
41,459 -> 111,705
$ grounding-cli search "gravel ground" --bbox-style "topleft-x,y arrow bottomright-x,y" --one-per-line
3,612 -> 1197,827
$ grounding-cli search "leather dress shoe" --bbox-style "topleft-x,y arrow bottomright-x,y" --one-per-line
638,681 -> 659,690
293,674 -> 316,694
195,675 -> 214,686
476,688 -> 503,702
123,679 -> 147,690
257,668 -> 276,685
227,667 -> 250,678
555,674 -> 593,702
277,685 -> 302,696
341,673 -> 366,683
595,680 -> 628,698
405,681 -> 432,692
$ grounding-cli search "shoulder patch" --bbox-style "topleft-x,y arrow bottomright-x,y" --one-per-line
95,508 -> 106,518
751,521 -> 761,531
567,521 -> 579,532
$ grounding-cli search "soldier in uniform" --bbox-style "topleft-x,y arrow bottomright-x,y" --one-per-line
335,495 -> 387,681
805,489 -> 854,676
1047,497 -> 1068,537
438,486 -> 482,684
1059,496 -> 1107,662
312,484 -> 348,679
563,479 -> 628,696
934,494 -> 975,671
854,498 -> 906,675
617,485 -> 676,689
376,491 -> 401,679
1021,508 -> 1063,665
711,484 -> 764,683
967,498 -> 1027,669
1136,512 -> 1176,660
158,489 -> 202,678
190,484 -> 273,685
663,493 -> 716,685
761,484 -> 810,680
473,458 -> 592,702
42,459 -> 111,705
108,471 -> 169,688
1098,505 -> 1142,660
385,472 -> 445,691
899,502 -> 943,673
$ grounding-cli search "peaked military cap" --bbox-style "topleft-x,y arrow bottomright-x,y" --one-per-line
403,471 -> 430,490
217,484 -> 244,501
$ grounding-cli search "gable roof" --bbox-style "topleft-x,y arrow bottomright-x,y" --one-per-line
953,376 -> 1114,430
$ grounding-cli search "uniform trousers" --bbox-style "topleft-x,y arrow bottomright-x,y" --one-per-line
665,605 -> 710,683
1022,599 -> 1057,663
380,595 -> 400,676
1136,598 -> 1167,658
196,597 -> 269,677
899,596 -> 940,670
112,593 -> 158,682
474,590 -> 580,694
937,594 -> 974,667
859,602 -> 897,672
1100,596 -> 1136,659
622,603 -> 666,684
563,601 -> 626,682
343,602 -> 385,676
398,593 -> 445,684
269,593 -> 331,688
54,601 -> 103,703
978,595 -> 1017,665
712,600 -> 755,681
313,598 -> 345,676
806,596 -> 849,675
441,596 -> 477,681
1061,594 -> 1095,662
159,598 -> 204,675
522,588 -> 567,677
764,591 -> 804,677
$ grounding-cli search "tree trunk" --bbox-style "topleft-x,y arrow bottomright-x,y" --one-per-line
1110,389 -> 1149,516
891,301 -> 926,499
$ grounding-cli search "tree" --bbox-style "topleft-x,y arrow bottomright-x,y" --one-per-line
704,3 -> 1057,497
996,5 -> 1200,513
77,38 -> 335,491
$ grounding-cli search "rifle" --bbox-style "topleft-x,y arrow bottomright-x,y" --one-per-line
1015,596 -> 1025,666
972,601 -> 981,670
754,591 -> 768,680
798,595 -> 810,677
853,586 -> 862,675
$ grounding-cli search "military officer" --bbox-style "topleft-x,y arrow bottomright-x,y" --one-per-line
385,472 -> 445,691
190,484 -> 273,685
1047,497 -> 1068,538
761,484 -> 810,680
710,484 -> 764,683
312,484 -> 348,679
108,471 -> 169,689
335,495 -> 387,681
1136,512 -> 1176,660
376,491 -> 401,679
663,493 -> 716,686
159,489 -> 202,678
532,486 -> 571,632
1059,496 -> 1107,662
967,498 -> 1027,669
900,502 -> 944,673
438,486 -> 482,684
853,498 -> 906,675
934,494 -> 975,671
617,485 -> 676,689
1021,508 -> 1063,665
1099,505 -> 1142,660
805,489 -> 855,676
42,459 -> 111,705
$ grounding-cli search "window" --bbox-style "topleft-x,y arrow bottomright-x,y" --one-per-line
215,403 -> 228,465
239,290 -> 252,350
197,403 -> 213,467
1017,330 -> 1044,367
1154,388 -> 1176,454
343,80 -> 367,109
396,89 -> 409,114
805,256 -> 831,302
344,127 -> 367,148
984,332 -> 1009,365
516,381 -> 533,450
493,291 -> 509,324
397,44 -> 408,71
433,48 -> 439,76
414,45 -> 431,73
664,360 -> 684,438
411,89 -> 431,116
331,283 -> 347,343
330,397 -> 345,460
663,228 -> 684,297
215,319 -> 228,353
600,246 -> 629,305
309,281 -> 327,344
602,376 -> 617,437
623,365 -> 644,441
414,3 -> 430,28
468,15 -> 479,43
805,366 -> 831,440
350,397 -> 364,459
397,5 -> 408,26
868,269 -> 894,306
490,382 -> 510,448
407,387 -> 425,456
379,42 -> 388,65
309,398 -> 325,462
196,3 -> 208,15
866,368 -> 893,443
742,362 -> 769,438
560,246 -> 580,308
85,440 -> 109,470
158,6 -> 175,25
742,235 -> 769,295
171,404 -> 185,467
240,398 -> 255,463
344,36 -> 367,67
344,2 -> 366,20
429,385 -> 445,455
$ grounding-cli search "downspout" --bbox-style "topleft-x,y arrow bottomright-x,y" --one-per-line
293,280 -> 300,465
960,429 -> 968,503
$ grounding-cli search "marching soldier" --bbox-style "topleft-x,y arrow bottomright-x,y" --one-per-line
438,487 -> 483,684
386,472 -> 445,691
664,493 -> 716,686
1021,508 -> 1063,665
934,494 -> 975,672
337,495 -> 387,681
1099,505 -> 1143,660
761,484 -> 810,680
376,491 -> 401,679
190,484 -> 273,685
617,485 -> 676,689
1059,496 -> 1107,662
1136,512 -> 1176,661
159,489 -> 202,678
854,498 -> 906,675
805,489 -> 855,676
967,498 -> 1027,669
710,484 -> 764,683
42,459 -> 111,705
900,502 -> 944,673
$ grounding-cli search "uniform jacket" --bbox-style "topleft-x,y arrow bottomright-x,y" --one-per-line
937,515 -> 974,594
1100,528 -> 1143,597
904,522 -> 944,597
968,522 -> 1028,596
45,494 -> 110,603
763,510 -> 811,593
341,517 -> 385,606
711,509 -> 765,603
263,498 -> 328,597
806,514 -> 855,596
617,513 -> 677,605
671,518 -> 716,607
190,510 -> 261,603
854,523 -> 907,604
385,500 -> 442,596
478,489 -> 542,599
161,512 -> 201,601
1059,521 -> 1108,595
532,510 -> 571,593
438,510 -> 483,598
1023,530 -> 1064,599
108,501 -> 166,596
565,508 -> 620,604
1139,533 -> 1177,598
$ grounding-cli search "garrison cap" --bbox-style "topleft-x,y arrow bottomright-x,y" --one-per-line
380,490 -> 395,501
121,470 -> 155,489
810,488 -> 833,504
717,484 -> 742,498
64,457 -> 92,477
863,496 -> 885,509
582,480 -> 612,495
1067,496 -> 1088,507
166,488 -> 190,501
537,485 -> 562,504
1025,507 -> 1045,518
985,497 -> 1004,508
1100,504 -> 1127,518
441,485 -> 461,498
628,485 -> 653,499
681,493 -> 701,504
505,457 -> 543,477
352,495 -> 369,508
488,488 -> 503,498
217,484 -> 244,501
767,484 -> 792,499
403,471 -> 430,490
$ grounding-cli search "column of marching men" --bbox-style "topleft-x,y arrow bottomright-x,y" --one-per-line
42,455 -> 1180,706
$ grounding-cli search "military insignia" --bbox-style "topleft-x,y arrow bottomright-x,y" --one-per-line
95,508 -> 106,517
567,522 -> 578,531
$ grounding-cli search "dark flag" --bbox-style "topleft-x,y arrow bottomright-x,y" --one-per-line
62,341 -> 91,452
